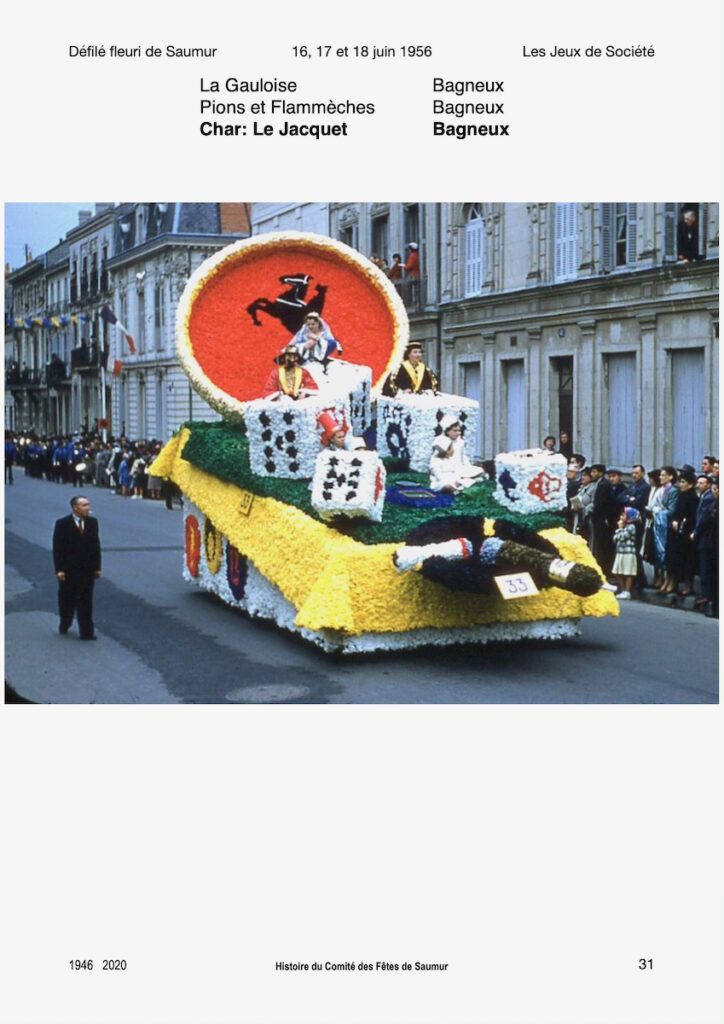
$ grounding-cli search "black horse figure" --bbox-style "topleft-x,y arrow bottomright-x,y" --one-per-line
246,274 -> 328,334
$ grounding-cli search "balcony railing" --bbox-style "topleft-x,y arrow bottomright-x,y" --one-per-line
393,275 -> 427,313
46,359 -> 69,386
6,368 -> 43,386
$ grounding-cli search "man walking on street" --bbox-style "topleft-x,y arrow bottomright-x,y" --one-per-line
52,495 -> 102,640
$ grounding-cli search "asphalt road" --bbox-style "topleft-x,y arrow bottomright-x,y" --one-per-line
3,473 -> 718,704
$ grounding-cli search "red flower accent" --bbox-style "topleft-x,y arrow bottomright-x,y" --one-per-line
527,470 -> 562,503
374,467 -> 385,502
185,515 -> 201,577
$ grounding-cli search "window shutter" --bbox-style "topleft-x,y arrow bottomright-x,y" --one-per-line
465,215 -> 484,296
601,203 -> 613,271
663,204 -> 677,261
626,203 -> 638,264
554,203 -> 577,281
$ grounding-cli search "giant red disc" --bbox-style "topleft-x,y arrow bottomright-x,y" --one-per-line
177,232 -> 409,419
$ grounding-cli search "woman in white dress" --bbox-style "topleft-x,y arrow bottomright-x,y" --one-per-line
429,414 -> 484,493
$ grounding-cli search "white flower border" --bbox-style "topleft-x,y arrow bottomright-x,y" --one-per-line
176,231 -> 410,422
182,502 -> 580,655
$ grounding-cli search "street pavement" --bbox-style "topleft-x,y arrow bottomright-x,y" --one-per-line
3,473 -> 718,704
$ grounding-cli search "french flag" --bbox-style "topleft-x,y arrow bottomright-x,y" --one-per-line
100,305 -> 136,354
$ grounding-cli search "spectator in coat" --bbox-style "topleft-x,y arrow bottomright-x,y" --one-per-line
663,469 -> 699,595
589,464 -> 616,577
404,243 -> 420,278
691,474 -> 716,611
388,253 -> 403,281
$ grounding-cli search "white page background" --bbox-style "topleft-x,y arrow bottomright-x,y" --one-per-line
1,2 -> 722,1022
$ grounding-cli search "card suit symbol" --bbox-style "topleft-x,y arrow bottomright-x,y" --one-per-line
264,446 -> 274,457
345,491 -> 357,501
275,437 -> 285,450
337,474 -> 346,486
261,429 -> 272,442
322,491 -> 333,500
351,458 -> 362,467
283,411 -> 294,424
259,412 -> 270,426
265,460 -> 276,472
289,462 -> 299,473
329,456 -> 339,466
286,446 -> 298,458
285,430 -> 295,442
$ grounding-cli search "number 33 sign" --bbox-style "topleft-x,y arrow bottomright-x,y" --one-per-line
494,572 -> 540,599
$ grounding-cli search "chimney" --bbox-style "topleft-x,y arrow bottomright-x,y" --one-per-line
219,203 -> 251,235
95,203 -> 114,214
78,209 -> 93,225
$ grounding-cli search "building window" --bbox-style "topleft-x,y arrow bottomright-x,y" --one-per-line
602,203 -> 637,270
137,289 -> 146,352
464,205 -> 484,296
339,223 -> 358,249
404,204 -> 421,250
554,203 -> 578,282
371,215 -> 389,264
550,355 -> 574,442
154,281 -> 165,349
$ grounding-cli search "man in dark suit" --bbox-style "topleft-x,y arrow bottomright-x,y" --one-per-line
52,495 -> 102,640
589,463 -> 616,578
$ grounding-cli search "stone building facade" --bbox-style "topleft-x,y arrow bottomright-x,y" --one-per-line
255,202 -> 719,467
6,203 -> 250,440
107,203 -> 249,441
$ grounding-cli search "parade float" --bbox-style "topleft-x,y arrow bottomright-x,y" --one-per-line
150,231 -> 617,653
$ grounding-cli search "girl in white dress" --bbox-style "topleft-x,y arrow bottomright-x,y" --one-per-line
429,414 -> 484,493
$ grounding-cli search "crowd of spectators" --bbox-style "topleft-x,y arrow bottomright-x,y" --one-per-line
4,429 -> 181,508
562,440 -> 719,617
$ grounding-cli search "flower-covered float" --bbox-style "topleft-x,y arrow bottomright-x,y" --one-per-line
151,231 -> 617,653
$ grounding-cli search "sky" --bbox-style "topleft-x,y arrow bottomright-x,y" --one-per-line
4,204 -> 99,270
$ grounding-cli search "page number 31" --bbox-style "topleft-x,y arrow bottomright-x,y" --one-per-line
638,958 -> 654,970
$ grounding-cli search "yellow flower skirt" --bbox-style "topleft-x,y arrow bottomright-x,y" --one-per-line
152,430 -> 618,653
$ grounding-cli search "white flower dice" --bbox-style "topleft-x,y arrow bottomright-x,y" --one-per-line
377,392 -> 479,472
494,448 -> 568,513
311,448 -> 387,522
245,394 -> 348,480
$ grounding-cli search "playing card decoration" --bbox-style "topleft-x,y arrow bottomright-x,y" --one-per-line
311,448 -> 387,522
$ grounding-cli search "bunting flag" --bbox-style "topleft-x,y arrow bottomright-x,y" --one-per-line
112,359 -> 123,376
100,305 -> 136,354
51,316 -> 62,328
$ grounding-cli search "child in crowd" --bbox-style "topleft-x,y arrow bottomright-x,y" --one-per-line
612,507 -> 639,600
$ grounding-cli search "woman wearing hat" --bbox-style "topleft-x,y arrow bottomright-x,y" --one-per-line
381,342 -> 439,397
429,414 -> 484,493
662,468 -> 699,595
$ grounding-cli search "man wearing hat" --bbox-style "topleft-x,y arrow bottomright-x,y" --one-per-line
404,242 -> 420,278
317,409 -> 366,451
382,342 -> 439,398
264,344 -> 318,400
